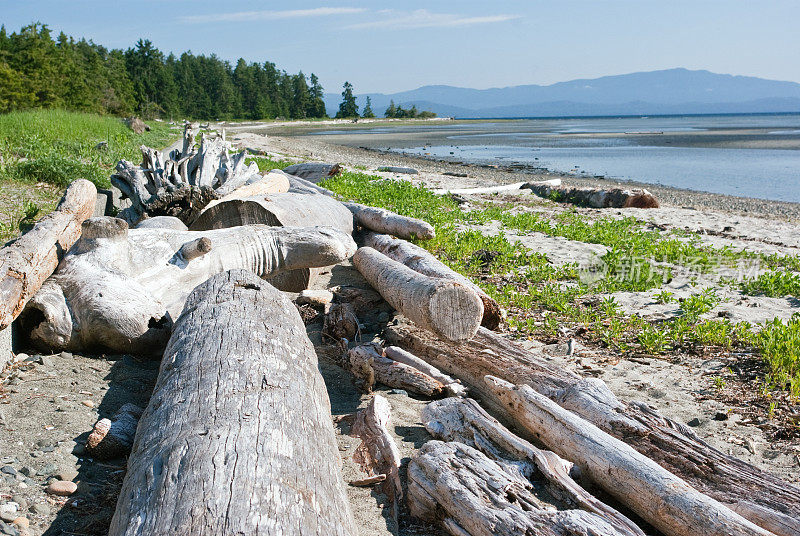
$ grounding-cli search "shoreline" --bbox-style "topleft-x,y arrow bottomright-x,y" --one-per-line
259,132 -> 800,220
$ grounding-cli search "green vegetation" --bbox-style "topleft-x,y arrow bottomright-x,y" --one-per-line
741,270 -> 800,298
247,156 -> 293,173
0,109 -> 176,188
335,82 -> 359,119
361,96 -> 376,119
320,170 -> 800,402
0,23 -> 327,119
384,100 -> 437,119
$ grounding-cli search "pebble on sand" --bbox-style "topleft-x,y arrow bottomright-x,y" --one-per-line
46,480 -> 77,496
80,400 -> 94,408
11,517 -> 28,529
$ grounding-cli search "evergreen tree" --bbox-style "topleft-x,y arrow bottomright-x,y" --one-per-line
308,73 -> 326,117
335,81 -> 359,118
384,99 -> 397,118
362,96 -> 375,118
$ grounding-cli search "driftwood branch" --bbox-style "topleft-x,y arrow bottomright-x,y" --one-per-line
432,178 -> 561,195
364,233 -> 501,330
485,376 -> 770,536
348,343 -> 444,397
282,162 -> 341,183
21,218 -> 356,354
345,202 -> 435,240
108,270 -> 356,535
0,179 -> 96,330
384,319 -> 800,536
526,183 -> 660,208
353,247 -> 483,342
384,346 -> 465,397
86,403 -> 143,460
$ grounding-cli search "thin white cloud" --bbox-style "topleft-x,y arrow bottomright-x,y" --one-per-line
180,7 -> 366,24
345,9 -> 520,30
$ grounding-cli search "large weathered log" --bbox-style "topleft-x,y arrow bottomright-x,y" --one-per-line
348,343 -> 444,397
345,202 -> 434,240
0,179 -> 96,330
364,233 -> 501,330
431,178 -> 561,195
384,320 -> 800,536
408,440 -> 636,536
282,162 -> 341,183
20,217 -> 356,355
485,377 -> 769,536
350,395 -> 402,515
422,397 -> 643,535
526,183 -> 660,208
191,191 -> 354,292
353,247 -> 483,342
109,270 -> 356,535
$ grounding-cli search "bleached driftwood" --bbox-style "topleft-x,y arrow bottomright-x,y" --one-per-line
384,319 -> 800,536
111,125 -> 264,224
323,302 -> 359,342
86,403 -> 143,460
0,179 -> 96,330
377,166 -> 417,174
190,191 -> 354,291
432,178 -> 561,195
109,270 -> 356,536
283,162 -> 341,183
353,247 -> 483,342
21,217 -> 356,355
348,343 -> 444,397
364,233 -> 501,330
422,397 -> 643,535
351,395 -> 402,512
408,441 -> 637,536
135,216 -> 188,231
345,202 -> 435,240
526,183 -> 660,208
485,376 -> 770,536
384,346 -> 465,397
285,174 -> 337,196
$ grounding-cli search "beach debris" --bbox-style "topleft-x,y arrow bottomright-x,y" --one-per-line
86,403 -> 143,460
0,179 -> 96,332
282,162 -> 341,183
377,166 -> 418,174
432,178 -> 560,195
347,343 -> 444,397
353,246 -> 483,342
384,345 -> 465,397
345,202 -> 435,240
526,182 -> 660,208
364,232 -> 502,329
108,270 -> 357,536
20,218 -> 355,354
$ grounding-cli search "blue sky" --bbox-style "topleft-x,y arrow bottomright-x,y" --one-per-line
2,1 -> 799,94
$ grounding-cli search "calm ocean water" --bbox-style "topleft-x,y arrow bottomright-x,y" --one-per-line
314,114 -> 800,203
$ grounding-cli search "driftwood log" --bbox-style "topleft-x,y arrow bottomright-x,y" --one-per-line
364,233 -> 501,330
282,162 -> 341,183
431,178 -> 561,195
384,320 -> 800,536
422,397 -> 643,535
348,343 -> 444,397
485,376 -> 769,536
345,202 -> 434,240
20,217 -> 356,354
353,247 -> 483,342
86,403 -> 143,460
0,179 -> 96,330
351,395 -> 402,516
285,173 -> 337,196
408,441 -> 636,536
111,126 -> 264,224
384,346 -> 465,397
108,270 -> 356,535
526,183 -> 660,208
190,191 -> 354,292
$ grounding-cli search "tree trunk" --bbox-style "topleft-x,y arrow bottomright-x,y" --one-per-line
384,320 -> 800,536
525,183 -> 660,208
364,233 -> 501,330
0,179 -> 96,330
422,397 -> 644,536
408,441 -> 638,536
485,376 -> 770,536
21,218 -> 356,355
353,247 -> 483,343
283,162 -> 341,183
348,343 -> 444,397
432,179 -> 561,195
189,191 -> 354,292
108,270 -> 356,535
345,202 -> 435,240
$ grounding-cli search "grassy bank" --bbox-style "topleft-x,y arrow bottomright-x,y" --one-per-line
0,109 -> 177,241
321,170 -> 800,405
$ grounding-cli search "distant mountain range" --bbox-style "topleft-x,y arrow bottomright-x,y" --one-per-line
323,69 -> 800,118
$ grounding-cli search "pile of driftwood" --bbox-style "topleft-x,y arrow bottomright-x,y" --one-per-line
1,125 -> 798,536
